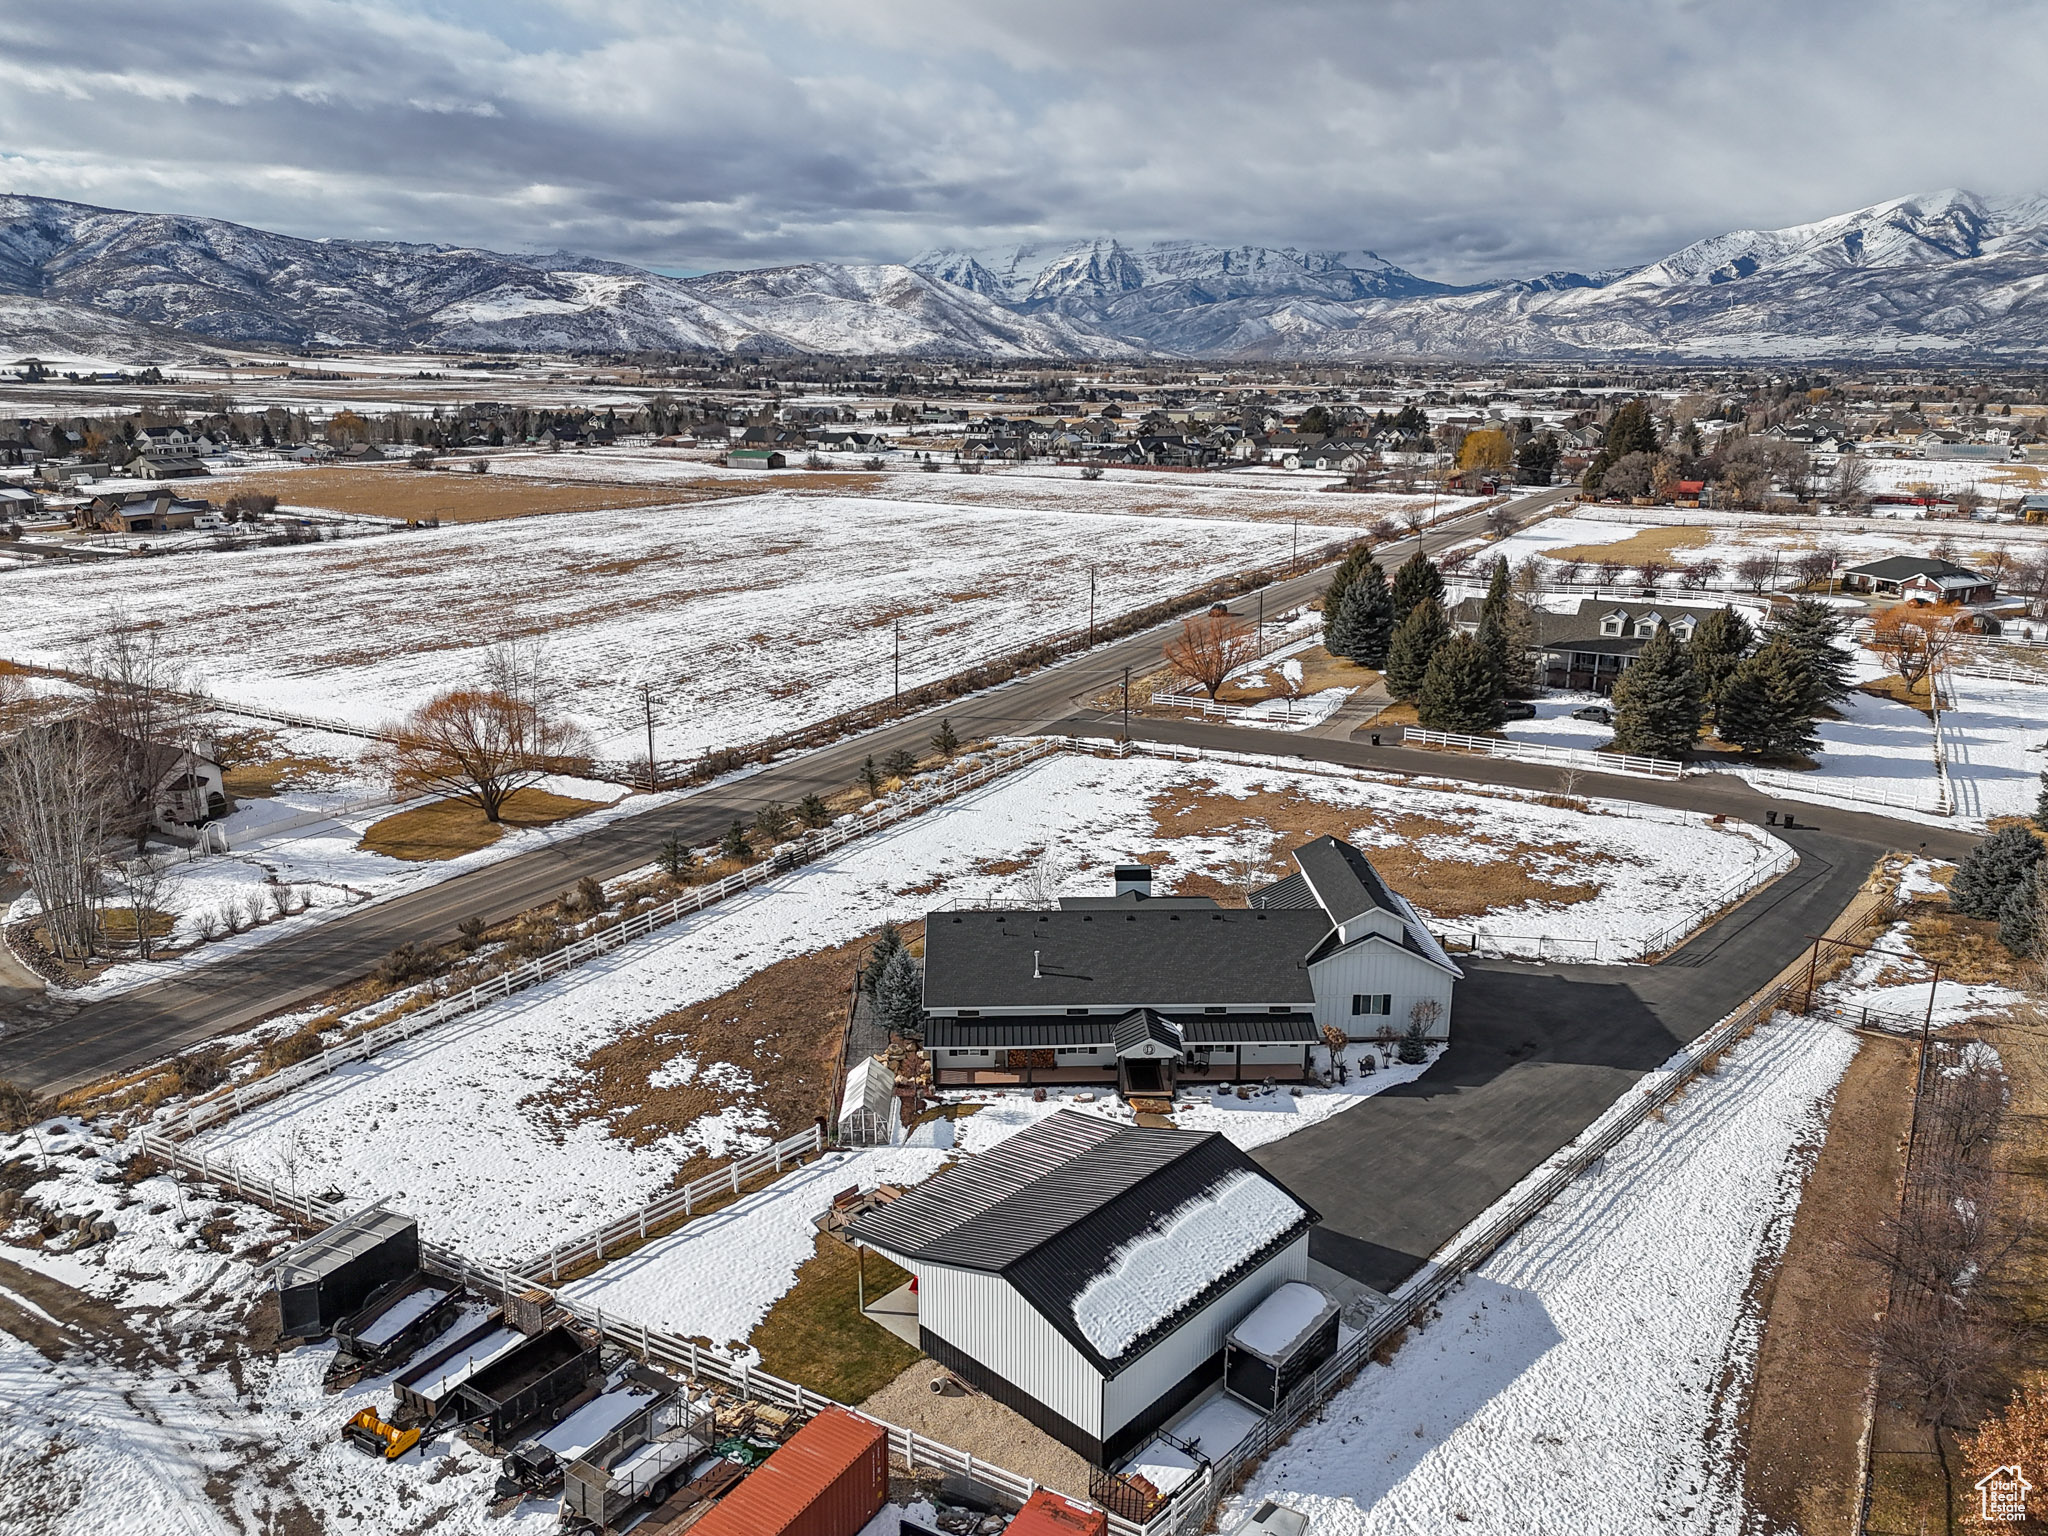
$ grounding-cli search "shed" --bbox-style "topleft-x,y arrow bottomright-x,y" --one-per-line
270,1205 -> 418,1339
1223,1282 -> 1340,1413
689,1406 -> 887,1536
729,448 -> 787,468
848,1113 -> 1318,1464
453,1325 -> 603,1449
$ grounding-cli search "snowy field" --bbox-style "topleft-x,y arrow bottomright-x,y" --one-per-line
1942,671 -> 2048,822
0,490 -> 1289,759
1217,1008 -> 1861,1536
1497,693 -> 1617,751
189,747 -> 1777,1266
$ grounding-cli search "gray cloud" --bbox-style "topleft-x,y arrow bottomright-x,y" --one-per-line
2,0 -> 2043,281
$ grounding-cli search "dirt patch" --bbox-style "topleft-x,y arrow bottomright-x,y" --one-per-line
537,932 -> 880,1181
1218,644 -> 1377,705
749,1236 -> 921,1403
213,465 -> 753,523
358,787 -> 603,861
1145,780 -> 1613,919
861,1358 -> 1095,1503
1739,1030 -> 1915,1535
1543,524 -> 1714,567
1856,675 -> 1935,717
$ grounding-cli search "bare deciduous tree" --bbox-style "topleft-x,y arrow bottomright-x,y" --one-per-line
0,723 -> 115,960
87,613 -> 210,852
108,853 -> 179,962
1162,612 -> 1257,701
372,645 -> 589,823
1829,452 -> 1870,513
1735,552 -> 1776,592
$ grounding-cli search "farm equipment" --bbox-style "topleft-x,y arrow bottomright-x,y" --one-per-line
494,1367 -> 681,1502
342,1407 -> 422,1461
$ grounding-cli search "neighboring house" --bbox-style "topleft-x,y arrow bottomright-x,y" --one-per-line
76,493 -> 212,534
131,426 -> 209,478
1840,556 -> 1996,604
847,1110 -> 1320,1465
727,448 -> 787,469
919,839 -> 1460,1094
153,742 -> 229,831
0,485 -> 40,519
1450,596 -> 1714,694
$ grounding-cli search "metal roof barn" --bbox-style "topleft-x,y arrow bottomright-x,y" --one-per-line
270,1206 -> 418,1339
688,1407 -> 886,1536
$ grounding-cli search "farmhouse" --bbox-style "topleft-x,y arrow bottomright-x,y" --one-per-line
847,1111 -> 1319,1464
919,838 -> 1459,1094
1839,555 -> 1996,604
1450,595 -> 1719,693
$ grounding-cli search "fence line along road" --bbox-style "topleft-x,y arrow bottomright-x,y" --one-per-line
1400,725 -> 1685,781
150,738 -> 1063,1143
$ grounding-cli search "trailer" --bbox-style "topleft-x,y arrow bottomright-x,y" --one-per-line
392,1319 -> 524,1426
452,1325 -> 603,1451
496,1366 -> 681,1500
1222,1283 -> 1339,1415
560,1386 -> 719,1531
269,1205 -> 419,1340
331,1275 -> 463,1378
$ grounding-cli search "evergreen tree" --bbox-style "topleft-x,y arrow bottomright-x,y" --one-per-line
1389,550 -> 1445,626
873,943 -> 926,1035
863,920 -> 903,994
1609,622 -> 1701,758
720,819 -> 754,861
1684,605 -> 1754,717
1397,1017 -> 1429,1065
1385,596 -> 1451,700
859,755 -> 883,796
798,792 -> 830,828
1767,597 -> 1853,706
881,746 -> 919,777
2036,766 -> 2048,832
1330,560 -> 1395,668
1475,558 -> 1522,688
1416,632 -> 1501,733
1997,869 -> 2043,958
1950,824 -> 2045,919
931,718 -> 960,758
657,834 -> 696,879
1714,640 -> 1820,759
1321,545 -> 1376,648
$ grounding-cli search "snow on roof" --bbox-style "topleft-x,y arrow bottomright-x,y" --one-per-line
352,1282 -> 451,1350
1072,1169 -> 1304,1359
535,1380 -> 658,1459
1227,1282 -> 1337,1361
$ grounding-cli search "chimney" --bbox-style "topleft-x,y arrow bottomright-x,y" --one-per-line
1113,864 -> 1153,899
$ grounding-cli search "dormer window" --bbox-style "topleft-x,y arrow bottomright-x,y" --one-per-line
1600,610 -> 1627,636
1633,614 -> 1661,638
1671,617 -> 1696,640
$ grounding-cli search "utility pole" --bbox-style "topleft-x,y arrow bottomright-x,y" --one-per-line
1088,565 -> 1097,646
1291,520 -> 1299,575
1257,589 -> 1264,651
641,682 -> 658,792
1122,665 -> 1131,742
894,619 -> 901,703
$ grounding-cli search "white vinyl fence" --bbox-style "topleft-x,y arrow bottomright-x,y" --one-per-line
1401,726 -> 1686,781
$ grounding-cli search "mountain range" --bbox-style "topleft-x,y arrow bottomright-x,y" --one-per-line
5,188 -> 2048,363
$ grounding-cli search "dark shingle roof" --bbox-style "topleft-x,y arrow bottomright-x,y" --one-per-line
1845,555 -> 1986,582
921,909 -> 1323,1010
1058,891 -> 1220,910
1292,835 -> 1397,927
848,1112 -> 1316,1374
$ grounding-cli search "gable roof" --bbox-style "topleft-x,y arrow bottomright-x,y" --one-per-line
1291,835 -> 1399,927
848,1112 -> 1315,1374
1844,554 -> 1986,583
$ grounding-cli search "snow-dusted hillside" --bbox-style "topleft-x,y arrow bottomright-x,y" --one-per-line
10,187 -> 2048,359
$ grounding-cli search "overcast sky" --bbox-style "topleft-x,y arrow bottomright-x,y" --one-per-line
3,0 -> 2043,282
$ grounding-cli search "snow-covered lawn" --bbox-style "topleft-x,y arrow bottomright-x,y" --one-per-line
1497,693 -> 1615,751
187,747 -> 1784,1268
1942,672 -> 2048,823
0,489 -> 1289,759
1217,1008 -> 1861,1536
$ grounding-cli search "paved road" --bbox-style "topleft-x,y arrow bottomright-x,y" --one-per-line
0,487 -> 1573,1092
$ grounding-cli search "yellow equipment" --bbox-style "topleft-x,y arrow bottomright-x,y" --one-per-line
343,1407 -> 422,1461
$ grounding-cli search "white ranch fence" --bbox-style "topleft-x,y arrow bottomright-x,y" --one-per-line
1401,726 -> 1686,781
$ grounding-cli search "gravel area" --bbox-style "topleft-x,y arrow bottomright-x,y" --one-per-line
860,1359 -> 1095,1501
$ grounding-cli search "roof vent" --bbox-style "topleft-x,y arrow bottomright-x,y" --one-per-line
1113,863 -> 1152,898
1033,949 -> 1042,979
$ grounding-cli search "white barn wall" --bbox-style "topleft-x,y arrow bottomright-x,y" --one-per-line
1308,940 -> 1454,1040
910,1260 -> 1104,1437
1100,1233 -> 1310,1442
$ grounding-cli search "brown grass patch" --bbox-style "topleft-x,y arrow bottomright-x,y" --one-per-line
537,930 -> 885,1178
1857,675 -> 1935,716
212,466 -> 719,523
1543,524 -> 1713,566
1217,644 -> 1378,704
973,855 -> 1035,879
748,1237 -> 921,1401
1902,903 -> 2038,986
1145,781 -> 1612,919
359,786 -> 602,861
222,753 -> 352,798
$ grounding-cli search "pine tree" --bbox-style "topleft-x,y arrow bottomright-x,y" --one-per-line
1610,622 -> 1701,758
798,792 -> 830,828
1714,639 -> 1820,759
720,819 -> 754,861
658,834 -> 696,879
1684,605 -> 1754,718
1416,632 -> 1501,733
863,920 -> 903,994
859,754 -> 883,796
931,719 -> 960,758
873,943 -> 925,1035
1950,824 -> 2045,919
1330,560 -> 1394,668
2036,766 -> 2048,833
1997,869 -> 2043,958
1767,597 -> 1853,706
1385,596 -> 1451,700
1475,557 -> 1526,690
882,746 -> 918,777
1397,1017 -> 1428,1065
1390,550 -> 1445,626
1321,545 -> 1376,648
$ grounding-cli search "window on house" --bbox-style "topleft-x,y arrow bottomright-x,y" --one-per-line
958,1009 -> 980,1017
1204,1006 -> 1226,1014
1351,994 -> 1393,1016
1269,1005 -> 1292,1014
1634,617 -> 1659,638
1600,613 -> 1624,636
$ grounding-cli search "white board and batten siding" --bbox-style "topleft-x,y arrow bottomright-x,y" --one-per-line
1308,937 -> 1453,1040
1099,1232 -> 1310,1442
909,1261 -> 1106,1437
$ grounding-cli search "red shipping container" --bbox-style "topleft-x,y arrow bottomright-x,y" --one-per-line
690,1407 -> 888,1536
1005,1489 -> 1109,1536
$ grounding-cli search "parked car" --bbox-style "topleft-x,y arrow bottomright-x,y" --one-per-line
1499,700 -> 1537,720
1571,705 -> 1613,724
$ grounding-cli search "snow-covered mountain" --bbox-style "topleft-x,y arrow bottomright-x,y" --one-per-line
8,188 -> 2048,361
